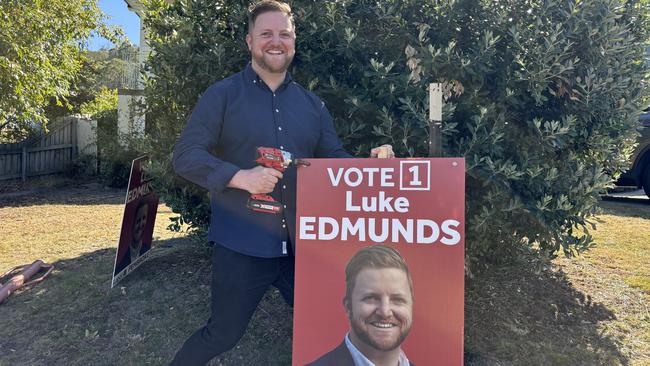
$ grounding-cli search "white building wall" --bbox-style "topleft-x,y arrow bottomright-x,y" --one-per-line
117,93 -> 145,145
118,0 -> 147,145
75,117 -> 98,156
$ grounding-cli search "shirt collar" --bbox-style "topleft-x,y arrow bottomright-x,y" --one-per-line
129,244 -> 141,261
244,62 -> 293,90
344,333 -> 410,366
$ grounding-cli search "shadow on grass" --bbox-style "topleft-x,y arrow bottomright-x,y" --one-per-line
0,238 -> 292,366
465,262 -> 627,366
0,184 -> 125,208
597,200 -> 650,220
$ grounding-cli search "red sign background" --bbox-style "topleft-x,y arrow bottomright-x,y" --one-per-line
293,158 -> 465,365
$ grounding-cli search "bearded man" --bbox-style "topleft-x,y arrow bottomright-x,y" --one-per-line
115,201 -> 149,275
170,1 -> 392,364
307,245 -> 415,366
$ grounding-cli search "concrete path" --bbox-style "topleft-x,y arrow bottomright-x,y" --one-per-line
602,188 -> 649,204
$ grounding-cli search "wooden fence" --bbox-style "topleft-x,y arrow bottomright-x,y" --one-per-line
0,119 -> 78,181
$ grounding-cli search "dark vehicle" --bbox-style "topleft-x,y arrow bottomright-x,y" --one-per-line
617,108 -> 650,198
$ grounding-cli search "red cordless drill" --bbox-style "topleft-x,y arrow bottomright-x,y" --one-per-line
247,147 -> 310,214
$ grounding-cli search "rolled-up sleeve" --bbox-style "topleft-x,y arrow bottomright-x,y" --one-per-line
172,85 -> 241,192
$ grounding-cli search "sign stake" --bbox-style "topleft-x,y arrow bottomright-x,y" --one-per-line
429,83 -> 442,157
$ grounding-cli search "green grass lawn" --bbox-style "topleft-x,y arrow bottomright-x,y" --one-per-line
583,201 -> 650,295
0,183 -> 648,365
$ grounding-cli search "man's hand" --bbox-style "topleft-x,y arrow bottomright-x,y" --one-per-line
228,166 -> 283,194
370,144 -> 395,158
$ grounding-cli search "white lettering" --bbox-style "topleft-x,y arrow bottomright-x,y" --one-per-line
318,217 -> 339,240
368,218 -> 389,242
126,182 -> 153,204
344,191 -> 410,213
377,191 -> 394,212
392,218 -> 413,242
341,217 -> 366,241
394,197 -> 409,213
408,165 -> 422,186
362,196 -> 377,212
364,167 -> 379,186
327,168 -> 344,187
417,220 -> 440,244
381,168 -> 395,187
299,216 -> 316,240
344,168 -> 363,187
440,219 -> 461,245
329,167 -> 396,188
345,191 -> 360,211
301,217 -> 459,245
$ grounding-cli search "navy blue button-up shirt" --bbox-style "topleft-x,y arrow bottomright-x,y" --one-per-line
172,64 -> 350,257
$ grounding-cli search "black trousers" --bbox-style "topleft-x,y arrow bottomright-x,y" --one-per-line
169,243 -> 295,365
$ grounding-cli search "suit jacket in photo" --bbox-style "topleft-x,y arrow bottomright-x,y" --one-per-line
305,340 -> 415,366
114,245 -> 148,275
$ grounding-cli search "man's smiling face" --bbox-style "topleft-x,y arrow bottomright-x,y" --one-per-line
132,203 -> 148,244
246,11 -> 295,75
345,267 -> 413,353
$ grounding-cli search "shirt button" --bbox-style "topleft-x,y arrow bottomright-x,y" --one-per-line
282,224 -> 286,228
275,108 -> 279,113
283,205 -> 287,209
283,185 -> 287,189
280,145 -> 284,149
278,126 -> 282,131
253,80 -> 257,83
273,93 -> 276,97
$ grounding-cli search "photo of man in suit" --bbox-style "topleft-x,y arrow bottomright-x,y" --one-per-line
307,245 -> 415,366
115,200 -> 150,275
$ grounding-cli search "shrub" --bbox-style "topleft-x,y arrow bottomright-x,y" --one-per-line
142,0 -> 649,268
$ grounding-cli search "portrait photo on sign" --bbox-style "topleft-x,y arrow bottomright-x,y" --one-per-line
305,245 -> 415,366
113,197 -> 157,276
293,158 -> 465,366
112,156 -> 159,284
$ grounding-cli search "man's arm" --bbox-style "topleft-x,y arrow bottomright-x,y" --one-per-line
314,103 -> 395,159
227,166 -> 282,194
314,104 -> 352,158
172,85 -> 240,192
172,84 -> 281,194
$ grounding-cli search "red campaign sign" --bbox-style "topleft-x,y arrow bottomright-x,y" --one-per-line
111,155 -> 159,288
293,158 -> 465,366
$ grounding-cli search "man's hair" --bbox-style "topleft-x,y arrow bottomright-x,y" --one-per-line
344,245 -> 414,303
134,199 -> 149,218
248,1 -> 294,32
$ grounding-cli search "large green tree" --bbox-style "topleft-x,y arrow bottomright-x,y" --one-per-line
142,0 -> 649,268
44,44 -> 139,120
0,0 -> 120,142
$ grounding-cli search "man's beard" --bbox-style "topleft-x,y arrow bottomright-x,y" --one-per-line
130,240 -> 142,260
349,311 -> 411,352
253,51 -> 293,74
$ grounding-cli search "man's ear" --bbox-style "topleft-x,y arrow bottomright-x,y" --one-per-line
245,34 -> 252,51
343,297 -> 351,318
